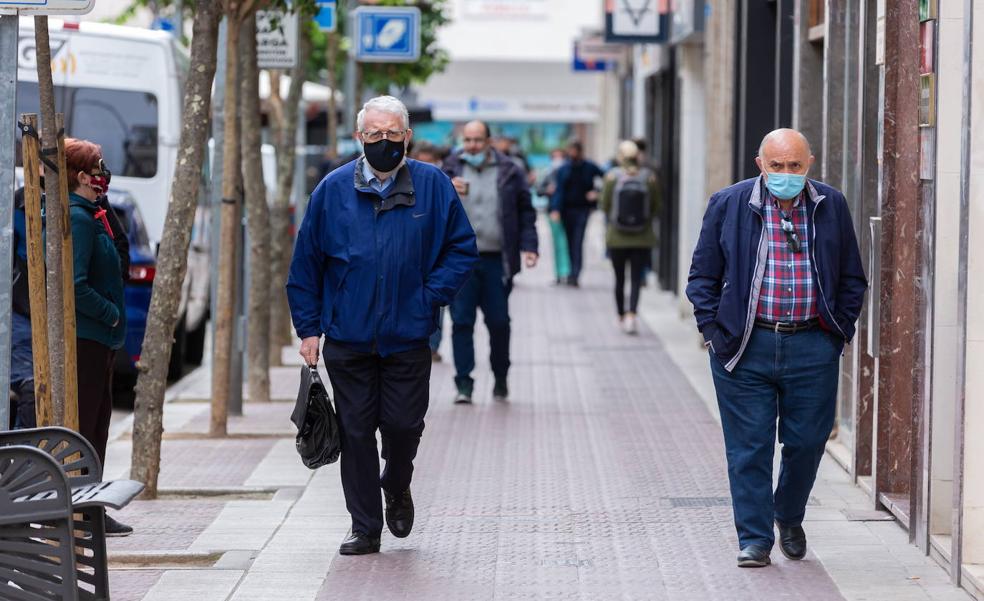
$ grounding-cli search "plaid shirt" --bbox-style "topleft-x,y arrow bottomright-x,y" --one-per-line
755,192 -> 819,322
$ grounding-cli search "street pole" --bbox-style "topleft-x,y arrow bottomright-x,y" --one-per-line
343,0 -> 357,135
209,16 -> 226,387
0,14 -> 17,430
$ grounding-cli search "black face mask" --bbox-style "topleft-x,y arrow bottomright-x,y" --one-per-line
363,139 -> 406,173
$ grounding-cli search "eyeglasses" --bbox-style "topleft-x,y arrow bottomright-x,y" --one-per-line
779,215 -> 802,253
361,129 -> 407,143
90,158 -> 111,182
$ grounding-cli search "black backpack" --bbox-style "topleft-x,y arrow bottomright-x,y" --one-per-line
610,168 -> 652,233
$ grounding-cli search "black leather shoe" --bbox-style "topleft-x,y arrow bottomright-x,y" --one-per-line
776,521 -> 807,560
339,532 -> 381,555
384,489 -> 414,538
737,545 -> 771,568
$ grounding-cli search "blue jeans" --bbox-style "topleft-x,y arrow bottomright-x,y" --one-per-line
450,253 -> 511,388
10,311 -> 36,429
709,326 -> 839,550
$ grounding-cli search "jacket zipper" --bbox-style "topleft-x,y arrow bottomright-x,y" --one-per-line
810,199 -> 848,340
372,197 -> 381,354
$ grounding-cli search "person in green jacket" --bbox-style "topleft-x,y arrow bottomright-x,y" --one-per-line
65,138 -> 132,537
599,140 -> 660,335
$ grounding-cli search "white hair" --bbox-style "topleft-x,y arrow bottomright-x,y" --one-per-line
356,95 -> 410,132
758,128 -> 812,159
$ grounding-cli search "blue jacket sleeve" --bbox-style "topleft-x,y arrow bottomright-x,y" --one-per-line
71,211 -> 120,327
286,186 -> 328,339
425,177 -> 478,307
833,194 -> 868,341
686,193 -> 726,340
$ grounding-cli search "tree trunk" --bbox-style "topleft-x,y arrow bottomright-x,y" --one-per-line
33,16 -> 66,425
240,13 -> 271,404
268,27 -> 309,363
130,0 -> 220,498
212,2 -> 245,436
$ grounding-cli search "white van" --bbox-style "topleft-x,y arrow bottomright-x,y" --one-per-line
15,18 -> 210,371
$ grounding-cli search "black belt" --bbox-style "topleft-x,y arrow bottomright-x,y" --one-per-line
754,318 -> 820,334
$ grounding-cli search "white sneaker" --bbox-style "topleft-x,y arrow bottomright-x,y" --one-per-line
623,313 -> 638,335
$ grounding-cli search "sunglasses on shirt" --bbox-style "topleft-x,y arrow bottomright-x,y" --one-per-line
779,216 -> 803,253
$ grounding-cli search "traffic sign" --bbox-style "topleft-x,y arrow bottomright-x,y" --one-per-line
354,6 -> 420,63
0,0 -> 94,15
314,0 -> 336,33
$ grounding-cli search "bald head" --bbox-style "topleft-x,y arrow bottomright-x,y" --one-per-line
756,128 -> 814,176
462,120 -> 491,155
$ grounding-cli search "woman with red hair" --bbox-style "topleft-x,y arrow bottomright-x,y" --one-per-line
64,138 -> 132,536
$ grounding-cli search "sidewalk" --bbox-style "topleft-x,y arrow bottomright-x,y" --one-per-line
99,215 -> 971,600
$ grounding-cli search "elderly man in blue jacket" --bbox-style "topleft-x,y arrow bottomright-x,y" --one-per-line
687,129 -> 867,568
287,96 -> 478,556
443,120 -> 539,404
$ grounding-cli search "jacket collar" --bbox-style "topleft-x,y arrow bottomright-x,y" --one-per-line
69,192 -> 97,211
749,176 -> 826,214
354,157 -> 415,210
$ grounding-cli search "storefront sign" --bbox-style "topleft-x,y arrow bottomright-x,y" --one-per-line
257,9 -> 298,69
604,0 -> 670,44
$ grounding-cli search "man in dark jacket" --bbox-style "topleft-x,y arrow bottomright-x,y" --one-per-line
549,140 -> 603,286
686,129 -> 867,568
287,96 -> 478,556
444,120 -> 538,404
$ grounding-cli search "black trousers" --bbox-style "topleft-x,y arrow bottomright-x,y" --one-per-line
562,207 -> 592,282
322,341 -> 432,537
609,247 -> 650,316
76,338 -> 115,466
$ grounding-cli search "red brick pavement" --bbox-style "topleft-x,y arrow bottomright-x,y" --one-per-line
314,264 -> 847,601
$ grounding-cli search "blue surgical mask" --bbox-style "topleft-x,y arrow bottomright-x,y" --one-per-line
764,172 -> 807,200
460,151 -> 486,168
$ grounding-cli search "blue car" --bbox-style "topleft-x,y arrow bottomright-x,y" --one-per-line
106,190 -> 156,398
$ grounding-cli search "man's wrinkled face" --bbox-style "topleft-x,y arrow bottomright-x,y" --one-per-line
359,109 -> 412,148
462,123 -> 490,155
755,135 -> 813,176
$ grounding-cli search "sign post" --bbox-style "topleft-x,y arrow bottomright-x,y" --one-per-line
0,15 -> 16,430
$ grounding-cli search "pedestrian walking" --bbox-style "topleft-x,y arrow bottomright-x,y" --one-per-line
599,141 -> 659,335
686,129 -> 867,567
65,138 -> 133,537
443,121 -> 538,404
287,96 -> 478,555
549,140 -> 603,287
536,148 -> 572,285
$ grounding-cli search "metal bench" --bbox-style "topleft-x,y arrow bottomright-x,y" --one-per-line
0,426 -> 144,601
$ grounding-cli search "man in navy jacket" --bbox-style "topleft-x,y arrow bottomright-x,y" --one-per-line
443,120 -> 539,404
687,129 -> 866,568
287,96 -> 478,556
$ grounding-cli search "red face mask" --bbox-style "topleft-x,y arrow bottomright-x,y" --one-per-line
87,158 -> 111,195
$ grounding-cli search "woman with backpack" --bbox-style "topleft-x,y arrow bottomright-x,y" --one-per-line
599,140 -> 660,335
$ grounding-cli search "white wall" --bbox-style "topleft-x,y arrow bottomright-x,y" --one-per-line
674,44 -> 706,314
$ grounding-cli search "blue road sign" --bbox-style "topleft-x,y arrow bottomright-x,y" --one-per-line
354,6 -> 421,63
314,0 -> 336,32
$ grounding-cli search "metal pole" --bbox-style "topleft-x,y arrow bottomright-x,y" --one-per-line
209,18 -> 226,366
343,0 -> 357,135
0,14 -> 17,431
